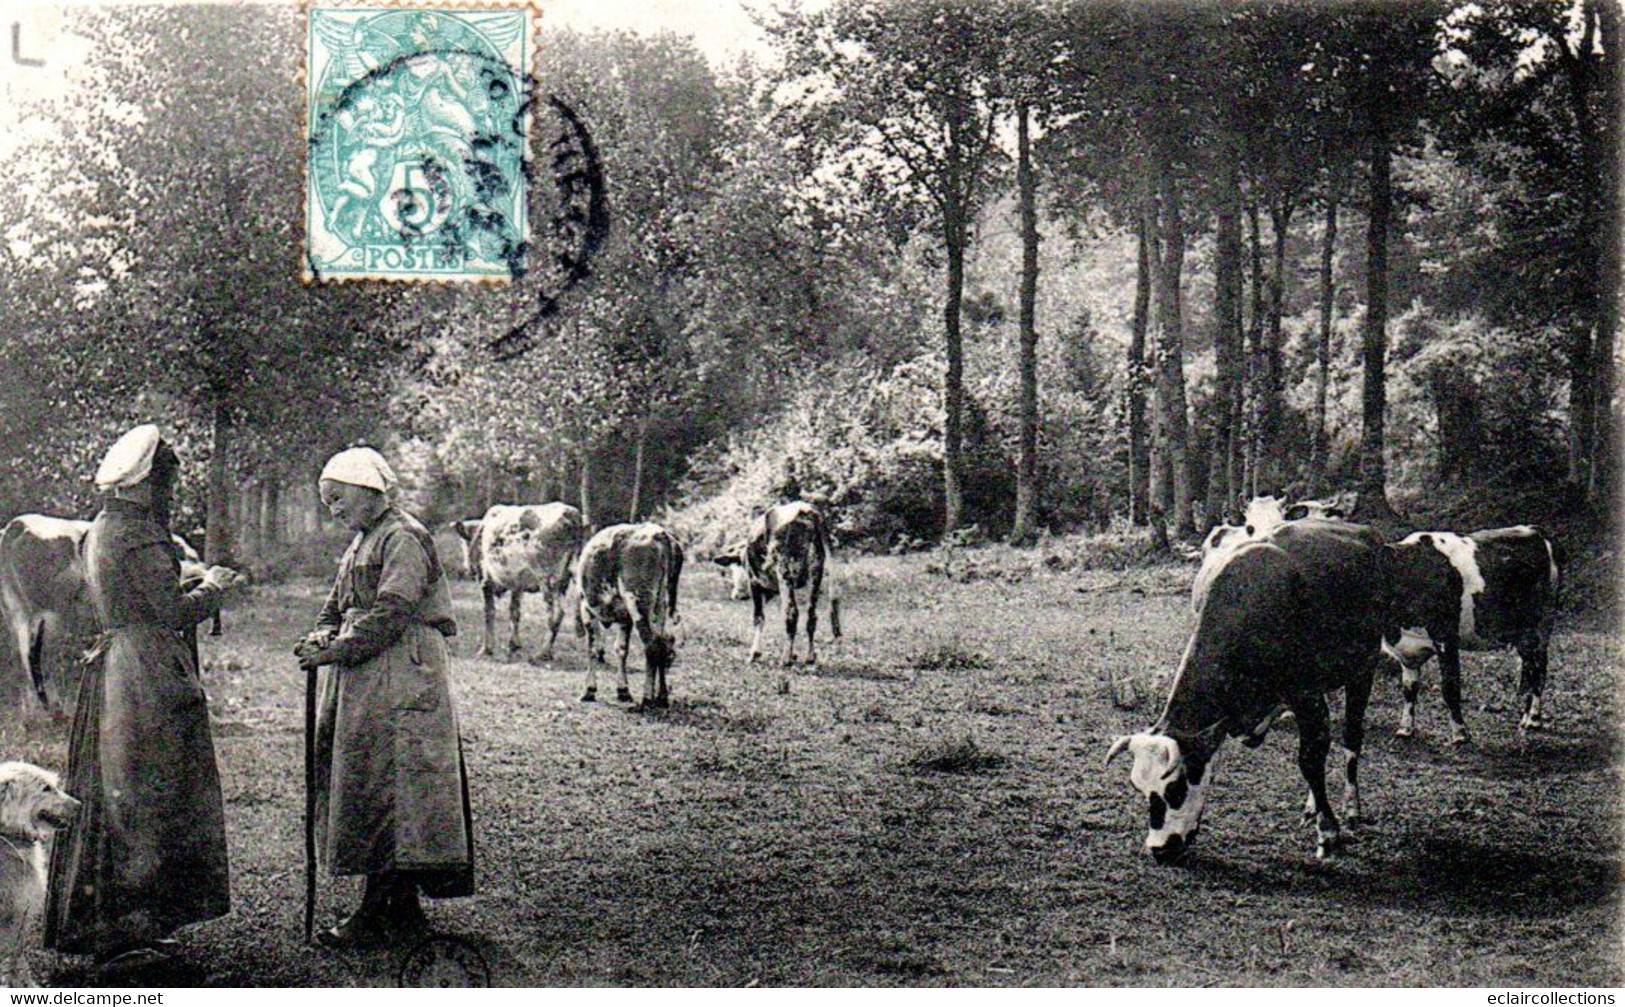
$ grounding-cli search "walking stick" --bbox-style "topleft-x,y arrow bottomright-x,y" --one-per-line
303,665 -> 317,943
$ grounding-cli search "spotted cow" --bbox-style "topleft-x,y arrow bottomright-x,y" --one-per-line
1382,526 -> 1561,743
0,515 -> 207,716
712,501 -> 841,666
1110,519 -> 1389,862
447,518 -> 484,581
575,522 -> 683,708
460,504 -> 583,662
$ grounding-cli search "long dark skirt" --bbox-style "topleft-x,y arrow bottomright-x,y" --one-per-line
44,625 -> 230,956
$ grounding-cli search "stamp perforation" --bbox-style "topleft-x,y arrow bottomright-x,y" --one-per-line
299,0 -> 544,285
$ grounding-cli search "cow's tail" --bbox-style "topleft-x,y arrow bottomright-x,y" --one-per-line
666,534 -> 684,621
1537,526 -> 1564,609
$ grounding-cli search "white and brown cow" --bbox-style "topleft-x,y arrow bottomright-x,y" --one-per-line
457,503 -> 583,662
1191,496 -> 1352,613
713,501 -> 841,666
1382,526 -> 1561,743
1111,519 -> 1389,862
0,515 -> 207,716
575,522 -> 683,708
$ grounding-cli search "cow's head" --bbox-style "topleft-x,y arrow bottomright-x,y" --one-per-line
712,547 -> 751,600
1106,729 -> 1219,864
1283,498 -> 1347,521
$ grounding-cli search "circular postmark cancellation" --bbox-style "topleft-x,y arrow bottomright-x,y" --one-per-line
397,934 -> 493,987
305,5 -> 536,283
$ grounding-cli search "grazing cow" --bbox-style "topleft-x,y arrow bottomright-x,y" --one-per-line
1109,519 -> 1389,862
447,518 -> 484,580
0,515 -> 208,715
712,501 -> 841,665
1283,497 -> 1349,521
1190,497 -> 1290,613
1382,526 -> 1560,742
1191,496 -> 1354,613
575,522 -> 683,708
461,504 -> 583,662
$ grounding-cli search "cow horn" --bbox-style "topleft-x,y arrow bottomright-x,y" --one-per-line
1105,735 -> 1133,767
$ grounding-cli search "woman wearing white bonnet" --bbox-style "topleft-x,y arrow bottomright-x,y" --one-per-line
296,445 -> 472,948
44,424 -> 243,972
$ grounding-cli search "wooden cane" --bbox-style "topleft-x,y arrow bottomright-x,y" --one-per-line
303,664 -> 317,943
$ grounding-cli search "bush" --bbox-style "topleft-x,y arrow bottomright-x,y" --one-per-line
663,354 -> 1014,554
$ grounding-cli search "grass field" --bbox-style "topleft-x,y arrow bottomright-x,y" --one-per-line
5,550 -> 1620,987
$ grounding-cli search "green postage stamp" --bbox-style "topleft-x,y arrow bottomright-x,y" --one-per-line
304,3 -> 537,282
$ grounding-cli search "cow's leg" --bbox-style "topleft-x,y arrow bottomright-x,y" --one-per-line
581,625 -> 598,701
780,584 -> 800,667
1395,656 -> 1426,738
507,590 -> 525,660
616,623 -> 634,703
1342,667 -> 1374,824
830,596 -> 842,646
540,587 -> 566,663
748,587 -> 765,664
1438,640 -> 1470,745
1516,627 -> 1550,731
804,576 -> 821,666
481,584 -> 498,657
656,642 -> 670,706
1291,693 -> 1340,858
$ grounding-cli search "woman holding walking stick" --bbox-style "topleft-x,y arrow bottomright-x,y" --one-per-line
295,447 -> 472,948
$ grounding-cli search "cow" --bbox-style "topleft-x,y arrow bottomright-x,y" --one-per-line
1109,519 -> 1389,863
575,522 -> 683,708
712,501 -> 841,666
459,504 -> 583,662
0,515 -> 208,716
447,518 -> 483,580
1191,496 -> 1355,613
1382,526 -> 1560,743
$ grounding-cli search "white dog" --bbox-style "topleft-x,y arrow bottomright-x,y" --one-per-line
0,761 -> 78,986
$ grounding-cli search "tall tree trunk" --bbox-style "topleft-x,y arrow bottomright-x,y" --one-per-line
1311,187 -> 1338,493
1209,153 -> 1244,525
1127,203 -> 1152,526
1262,198 -> 1294,494
942,197 -> 968,538
629,414 -> 650,521
1149,142 -> 1194,543
579,449 -> 594,530
1357,131 -> 1399,523
1012,102 -> 1041,544
260,477 -> 280,548
205,398 -> 234,564
1590,0 -> 1620,512
1245,198 -> 1266,498
239,479 -> 259,559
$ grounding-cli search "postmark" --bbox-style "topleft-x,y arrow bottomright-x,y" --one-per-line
397,934 -> 492,987
304,2 -> 538,283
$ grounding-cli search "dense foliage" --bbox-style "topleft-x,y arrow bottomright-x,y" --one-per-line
0,0 -> 1615,566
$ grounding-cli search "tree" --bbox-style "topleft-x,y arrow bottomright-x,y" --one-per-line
1440,0 -> 1620,512
1,6 -> 402,553
770,0 -> 1014,537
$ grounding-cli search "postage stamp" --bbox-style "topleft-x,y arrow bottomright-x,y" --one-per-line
303,3 -> 537,283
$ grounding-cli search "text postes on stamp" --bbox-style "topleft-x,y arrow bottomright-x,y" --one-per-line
304,3 -> 535,283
